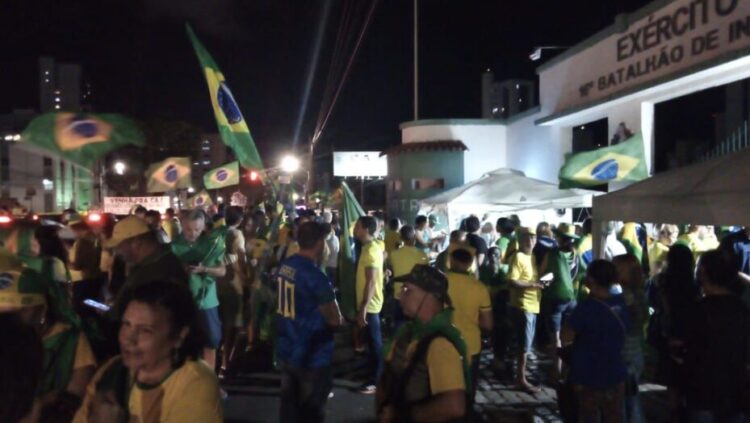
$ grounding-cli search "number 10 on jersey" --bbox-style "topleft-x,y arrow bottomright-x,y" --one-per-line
277,277 -> 296,319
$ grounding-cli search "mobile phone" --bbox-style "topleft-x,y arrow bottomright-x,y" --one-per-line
83,299 -> 110,312
540,272 -> 554,283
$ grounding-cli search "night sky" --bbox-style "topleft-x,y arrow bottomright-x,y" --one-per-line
0,0 -> 656,161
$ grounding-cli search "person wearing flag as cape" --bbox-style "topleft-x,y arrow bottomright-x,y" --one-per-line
0,239 -> 96,422
171,209 -> 226,371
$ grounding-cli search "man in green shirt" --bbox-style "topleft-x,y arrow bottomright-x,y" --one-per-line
539,222 -> 586,381
171,209 -> 226,369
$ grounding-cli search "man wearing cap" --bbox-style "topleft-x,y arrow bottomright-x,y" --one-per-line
377,265 -> 469,423
106,216 -> 188,295
507,226 -> 545,392
539,222 -> 586,381
445,247 -> 493,409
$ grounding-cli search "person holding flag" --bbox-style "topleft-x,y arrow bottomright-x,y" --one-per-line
171,209 -> 227,371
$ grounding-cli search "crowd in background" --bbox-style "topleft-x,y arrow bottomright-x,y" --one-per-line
1,200 -> 749,423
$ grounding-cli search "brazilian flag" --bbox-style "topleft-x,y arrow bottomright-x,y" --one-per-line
559,133 -> 648,189
21,112 -> 144,169
204,161 -> 240,189
187,189 -> 213,208
186,24 -> 264,171
336,182 -> 365,319
145,157 -> 191,193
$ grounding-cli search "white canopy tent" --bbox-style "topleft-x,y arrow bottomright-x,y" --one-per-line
592,148 -> 750,257
419,168 -> 597,230
594,148 -> 750,225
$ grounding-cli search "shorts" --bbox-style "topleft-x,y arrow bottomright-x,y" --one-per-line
218,281 -> 244,328
199,307 -> 223,349
510,306 -> 537,354
546,300 -> 576,334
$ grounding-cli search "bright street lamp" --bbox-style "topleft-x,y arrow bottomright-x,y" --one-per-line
188,187 -> 195,194
280,155 -> 300,173
113,161 -> 126,175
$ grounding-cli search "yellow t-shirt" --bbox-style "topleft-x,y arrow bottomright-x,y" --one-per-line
508,251 -> 541,314
356,240 -> 385,313
74,358 -> 222,423
446,271 -> 492,357
648,241 -> 670,277
246,238 -> 269,260
384,229 -> 402,256
680,232 -> 708,262
386,336 -> 465,395
388,246 -> 429,298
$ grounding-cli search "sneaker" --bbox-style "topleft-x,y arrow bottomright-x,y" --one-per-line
357,384 -> 376,395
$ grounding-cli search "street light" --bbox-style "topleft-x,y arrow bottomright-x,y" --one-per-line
113,161 -> 126,175
188,187 -> 195,194
280,155 -> 300,174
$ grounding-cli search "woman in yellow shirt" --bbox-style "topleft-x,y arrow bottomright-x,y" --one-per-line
74,281 -> 222,423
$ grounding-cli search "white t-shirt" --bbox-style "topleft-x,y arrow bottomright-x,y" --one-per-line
325,231 -> 340,268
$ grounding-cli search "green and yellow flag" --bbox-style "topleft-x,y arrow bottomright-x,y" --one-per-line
145,157 -> 191,193
204,161 -> 240,189
21,112 -> 144,169
559,133 -> 648,189
186,24 -> 264,171
336,182 -> 365,319
187,189 -> 213,208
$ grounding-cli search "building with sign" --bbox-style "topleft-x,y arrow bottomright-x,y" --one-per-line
387,0 -> 750,226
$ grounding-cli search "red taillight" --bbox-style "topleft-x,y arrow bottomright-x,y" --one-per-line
88,213 -> 102,223
249,170 -> 259,182
0,216 -> 12,224
32,214 -> 39,221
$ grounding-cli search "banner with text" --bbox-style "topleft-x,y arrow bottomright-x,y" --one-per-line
103,196 -> 171,215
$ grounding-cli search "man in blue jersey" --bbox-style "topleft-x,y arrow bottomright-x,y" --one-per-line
276,221 -> 343,423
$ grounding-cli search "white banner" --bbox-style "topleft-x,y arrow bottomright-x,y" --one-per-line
103,196 -> 171,215
333,151 -> 387,177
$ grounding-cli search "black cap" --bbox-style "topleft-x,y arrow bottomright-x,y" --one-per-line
393,264 -> 452,307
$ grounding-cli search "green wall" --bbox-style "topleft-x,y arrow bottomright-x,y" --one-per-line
386,150 -> 464,226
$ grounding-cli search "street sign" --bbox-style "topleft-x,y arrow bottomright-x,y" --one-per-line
333,151 -> 387,177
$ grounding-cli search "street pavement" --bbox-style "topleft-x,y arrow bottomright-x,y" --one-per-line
222,324 -> 670,422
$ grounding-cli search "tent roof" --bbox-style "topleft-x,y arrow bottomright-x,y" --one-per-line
420,168 -> 595,213
593,148 -> 750,225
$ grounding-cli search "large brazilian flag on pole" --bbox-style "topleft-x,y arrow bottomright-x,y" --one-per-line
558,133 -> 648,189
337,182 -> 365,319
186,24 -> 264,171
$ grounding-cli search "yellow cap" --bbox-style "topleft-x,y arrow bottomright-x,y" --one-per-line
555,223 -> 580,240
103,216 -> 151,248
517,226 -> 536,236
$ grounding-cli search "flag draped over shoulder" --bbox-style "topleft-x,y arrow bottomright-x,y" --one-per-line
337,182 -> 365,319
187,189 -> 213,208
204,161 -> 240,189
21,112 -> 144,169
186,24 -> 264,171
145,157 -> 191,193
558,133 -> 648,189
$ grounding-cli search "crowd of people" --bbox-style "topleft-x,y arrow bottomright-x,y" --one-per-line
1,200 -> 749,423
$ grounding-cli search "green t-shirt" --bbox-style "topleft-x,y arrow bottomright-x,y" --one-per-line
171,233 -> 226,310
543,250 -> 581,303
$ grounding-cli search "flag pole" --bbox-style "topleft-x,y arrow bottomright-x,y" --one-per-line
413,0 -> 419,121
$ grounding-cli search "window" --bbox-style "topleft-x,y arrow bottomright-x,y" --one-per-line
44,193 -> 54,212
411,178 -> 444,190
390,180 -> 402,192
